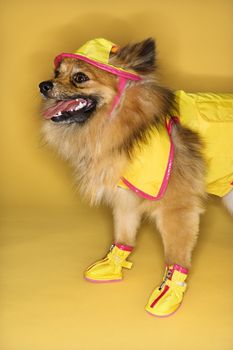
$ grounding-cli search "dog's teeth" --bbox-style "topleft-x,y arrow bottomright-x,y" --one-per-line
74,101 -> 87,111
58,111 -> 62,116
70,109 -> 74,112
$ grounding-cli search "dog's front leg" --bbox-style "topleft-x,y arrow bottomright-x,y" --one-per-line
113,189 -> 142,247
84,189 -> 141,283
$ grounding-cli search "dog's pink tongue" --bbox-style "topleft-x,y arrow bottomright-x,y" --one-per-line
43,100 -> 79,119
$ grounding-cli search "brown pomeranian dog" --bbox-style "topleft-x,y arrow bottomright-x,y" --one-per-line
39,38 -> 233,317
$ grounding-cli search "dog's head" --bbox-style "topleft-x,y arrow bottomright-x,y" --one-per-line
39,38 -> 156,125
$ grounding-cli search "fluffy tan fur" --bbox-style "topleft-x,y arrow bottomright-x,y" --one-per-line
42,39 -> 206,269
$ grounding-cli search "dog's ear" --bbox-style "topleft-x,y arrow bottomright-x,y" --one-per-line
110,38 -> 156,74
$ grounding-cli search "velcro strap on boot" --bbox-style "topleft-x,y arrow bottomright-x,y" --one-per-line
166,279 -> 187,292
108,252 -> 133,269
110,256 -> 133,269
122,260 -> 133,269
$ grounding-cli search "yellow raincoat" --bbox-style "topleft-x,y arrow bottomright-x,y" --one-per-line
119,90 -> 233,199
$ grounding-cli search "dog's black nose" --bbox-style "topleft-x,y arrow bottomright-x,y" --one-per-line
39,81 -> 54,95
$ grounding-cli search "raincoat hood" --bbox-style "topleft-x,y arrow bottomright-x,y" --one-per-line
54,38 -> 142,81
54,38 -> 142,116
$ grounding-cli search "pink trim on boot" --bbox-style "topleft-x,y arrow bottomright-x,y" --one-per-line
115,243 -> 134,252
173,264 -> 189,275
85,276 -> 122,283
166,264 -> 189,280
166,263 -> 189,276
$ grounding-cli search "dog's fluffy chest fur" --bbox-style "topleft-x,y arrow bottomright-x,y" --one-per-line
42,120 -> 129,205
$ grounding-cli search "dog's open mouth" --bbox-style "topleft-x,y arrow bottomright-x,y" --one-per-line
42,96 -> 96,124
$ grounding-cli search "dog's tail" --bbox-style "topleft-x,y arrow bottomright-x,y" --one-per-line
222,189 -> 233,215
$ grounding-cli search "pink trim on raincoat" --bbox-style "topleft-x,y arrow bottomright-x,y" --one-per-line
120,118 -> 177,201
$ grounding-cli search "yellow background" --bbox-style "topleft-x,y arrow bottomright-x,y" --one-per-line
1,1 -> 233,349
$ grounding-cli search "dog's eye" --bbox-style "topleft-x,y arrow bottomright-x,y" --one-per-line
73,72 -> 89,84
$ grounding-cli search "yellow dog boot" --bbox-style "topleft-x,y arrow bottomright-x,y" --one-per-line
145,264 -> 188,317
84,244 -> 133,283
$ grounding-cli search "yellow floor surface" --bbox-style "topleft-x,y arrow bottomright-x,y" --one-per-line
0,198 -> 232,350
